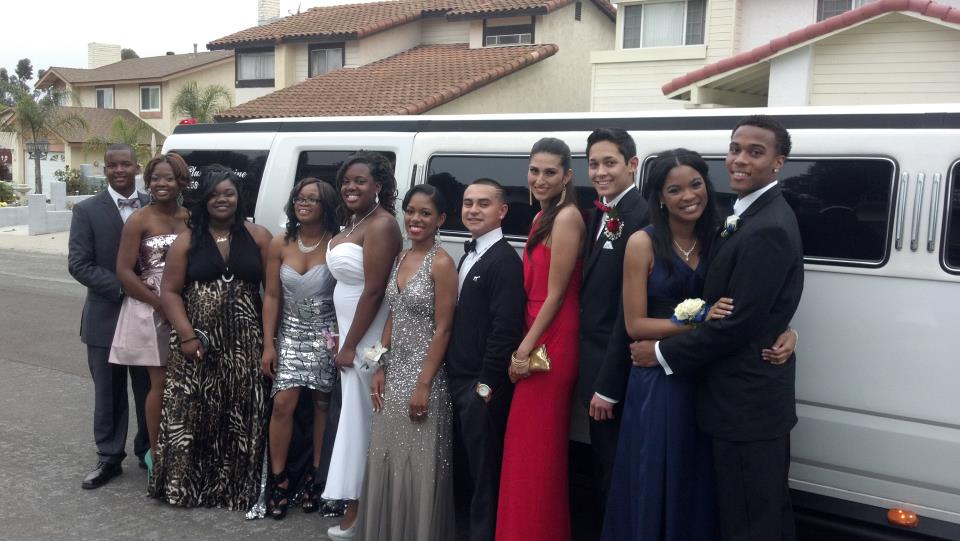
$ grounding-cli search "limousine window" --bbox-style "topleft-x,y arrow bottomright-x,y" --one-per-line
426,154 -> 600,238
295,150 -> 397,189
172,149 -> 268,221
945,160 -> 960,271
640,156 -> 896,266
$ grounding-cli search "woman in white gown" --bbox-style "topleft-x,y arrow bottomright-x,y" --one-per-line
323,152 -> 403,540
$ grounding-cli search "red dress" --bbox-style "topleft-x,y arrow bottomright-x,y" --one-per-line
495,237 -> 582,541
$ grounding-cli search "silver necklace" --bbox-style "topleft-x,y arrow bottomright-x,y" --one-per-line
297,232 -> 326,253
673,238 -> 697,261
346,203 -> 379,237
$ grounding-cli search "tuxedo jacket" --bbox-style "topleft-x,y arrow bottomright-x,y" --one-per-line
67,189 -> 150,347
446,237 -> 526,393
660,185 -> 804,442
577,187 -> 649,406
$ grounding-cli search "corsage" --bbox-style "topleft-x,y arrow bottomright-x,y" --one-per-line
671,298 -> 708,327
364,342 -> 390,369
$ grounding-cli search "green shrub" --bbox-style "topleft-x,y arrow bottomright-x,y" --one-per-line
0,180 -> 15,203
54,165 -> 89,195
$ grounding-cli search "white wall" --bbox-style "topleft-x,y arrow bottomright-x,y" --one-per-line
236,86 -> 275,104
421,19 -> 470,44
768,46 -> 812,106
357,21 -> 422,65
738,0 -> 817,52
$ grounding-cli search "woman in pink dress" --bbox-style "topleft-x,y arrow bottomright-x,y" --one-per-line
109,152 -> 190,469
496,138 -> 585,541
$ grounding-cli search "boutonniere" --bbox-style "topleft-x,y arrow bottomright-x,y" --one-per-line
594,200 -> 625,241
721,215 -> 741,238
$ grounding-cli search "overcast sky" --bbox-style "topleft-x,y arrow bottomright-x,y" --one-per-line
1,0 -> 378,82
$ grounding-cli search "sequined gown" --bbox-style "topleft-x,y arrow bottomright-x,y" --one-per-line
355,243 -> 455,541
273,264 -> 338,395
109,234 -> 176,366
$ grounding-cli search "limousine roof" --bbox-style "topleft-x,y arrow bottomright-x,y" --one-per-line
174,104 -> 960,135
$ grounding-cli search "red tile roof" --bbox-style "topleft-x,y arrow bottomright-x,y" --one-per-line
217,43 -> 558,119
662,0 -> 960,96
208,0 -> 614,49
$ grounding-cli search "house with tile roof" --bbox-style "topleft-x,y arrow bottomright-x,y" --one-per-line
35,45 -> 235,134
209,0 -> 616,119
591,0 -> 960,111
0,106 -> 165,194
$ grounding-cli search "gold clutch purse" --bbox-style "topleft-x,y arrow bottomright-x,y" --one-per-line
527,344 -> 552,372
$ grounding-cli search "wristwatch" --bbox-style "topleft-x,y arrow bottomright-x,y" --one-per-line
476,383 -> 492,400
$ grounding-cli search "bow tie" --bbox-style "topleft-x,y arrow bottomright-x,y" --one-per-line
117,197 -> 141,209
464,239 -> 477,253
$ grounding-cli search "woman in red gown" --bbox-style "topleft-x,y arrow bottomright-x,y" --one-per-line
496,138 -> 586,541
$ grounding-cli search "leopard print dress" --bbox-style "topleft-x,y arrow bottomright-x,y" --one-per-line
149,228 -> 268,510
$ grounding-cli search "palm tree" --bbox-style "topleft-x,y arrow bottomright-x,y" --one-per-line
83,117 -> 162,165
172,82 -> 232,123
1,84 -> 85,194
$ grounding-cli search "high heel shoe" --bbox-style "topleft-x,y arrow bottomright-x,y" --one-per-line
301,468 -> 321,514
268,471 -> 289,520
327,520 -> 357,540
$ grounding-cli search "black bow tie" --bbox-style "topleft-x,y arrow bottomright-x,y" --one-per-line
464,239 -> 477,253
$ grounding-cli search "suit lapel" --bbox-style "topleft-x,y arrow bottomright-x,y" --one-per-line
709,184 -> 782,261
98,191 -> 124,232
583,188 -> 640,280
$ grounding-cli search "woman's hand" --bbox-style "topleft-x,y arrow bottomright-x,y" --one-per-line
508,349 -> 531,384
371,368 -> 385,412
762,328 -> 798,365
180,338 -> 204,361
408,381 -> 430,423
706,297 -> 734,320
261,344 -> 277,378
335,344 -> 356,369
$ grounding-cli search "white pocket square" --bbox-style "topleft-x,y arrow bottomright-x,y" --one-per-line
602,241 -> 614,250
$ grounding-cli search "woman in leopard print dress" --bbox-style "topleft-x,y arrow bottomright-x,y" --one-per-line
150,165 -> 273,510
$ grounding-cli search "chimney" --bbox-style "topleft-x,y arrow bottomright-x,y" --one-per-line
258,0 -> 280,25
87,43 -> 122,69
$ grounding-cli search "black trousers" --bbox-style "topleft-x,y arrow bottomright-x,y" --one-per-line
712,434 -> 796,541
588,402 -> 623,518
450,377 -> 513,541
86,345 -> 149,464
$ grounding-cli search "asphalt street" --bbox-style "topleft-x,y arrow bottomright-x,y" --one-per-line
0,249 -> 340,540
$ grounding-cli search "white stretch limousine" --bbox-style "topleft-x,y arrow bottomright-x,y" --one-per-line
163,105 -> 960,540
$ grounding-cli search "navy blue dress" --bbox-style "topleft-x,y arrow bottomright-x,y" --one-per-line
602,226 -> 717,541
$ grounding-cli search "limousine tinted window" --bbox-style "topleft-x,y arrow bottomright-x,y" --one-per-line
172,149 -> 268,220
426,155 -> 600,237
641,157 -> 896,265
945,161 -> 960,271
295,150 -> 397,189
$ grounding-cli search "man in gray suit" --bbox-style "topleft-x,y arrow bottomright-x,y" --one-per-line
68,144 -> 150,489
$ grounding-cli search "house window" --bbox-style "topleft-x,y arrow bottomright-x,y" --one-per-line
95,87 -> 114,108
817,0 -> 873,21
622,0 -> 706,49
236,47 -> 275,88
140,86 -> 161,112
308,44 -> 344,77
484,18 -> 535,46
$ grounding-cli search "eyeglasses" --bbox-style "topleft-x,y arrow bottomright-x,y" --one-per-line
294,197 -> 321,206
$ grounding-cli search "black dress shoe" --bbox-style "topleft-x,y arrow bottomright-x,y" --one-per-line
81,462 -> 122,490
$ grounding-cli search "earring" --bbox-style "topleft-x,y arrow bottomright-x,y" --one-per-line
558,186 -> 566,206
660,201 -> 664,209
773,168 -> 780,173
529,189 -> 533,206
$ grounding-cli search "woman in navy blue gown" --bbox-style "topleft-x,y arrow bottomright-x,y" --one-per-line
602,149 -> 797,540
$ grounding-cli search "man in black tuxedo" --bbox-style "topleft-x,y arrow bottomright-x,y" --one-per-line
446,178 -> 525,541
68,144 -> 150,489
577,128 -> 650,518
634,115 -> 804,540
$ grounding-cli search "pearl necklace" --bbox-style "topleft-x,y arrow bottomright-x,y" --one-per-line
673,238 -> 697,262
346,203 -> 379,237
297,232 -> 327,253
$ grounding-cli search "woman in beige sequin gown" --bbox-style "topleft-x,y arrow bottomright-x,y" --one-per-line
355,185 -> 459,541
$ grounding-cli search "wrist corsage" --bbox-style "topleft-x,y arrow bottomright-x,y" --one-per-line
671,298 -> 708,327
364,342 -> 390,369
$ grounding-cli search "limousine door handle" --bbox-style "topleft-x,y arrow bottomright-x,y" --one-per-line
909,173 -> 925,252
927,173 -> 942,253
894,172 -> 909,251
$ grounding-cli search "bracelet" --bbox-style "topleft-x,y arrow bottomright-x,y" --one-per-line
180,336 -> 199,345
511,352 -> 529,370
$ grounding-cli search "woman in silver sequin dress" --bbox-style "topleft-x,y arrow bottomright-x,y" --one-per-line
110,153 -> 190,470
355,184 -> 459,541
260,178 -> 341,519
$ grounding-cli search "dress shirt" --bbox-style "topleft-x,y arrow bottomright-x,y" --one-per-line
654,180 -> 780,374
107,184 -> 142,223
458,227 -> 504,295
595,185 -> 637,240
